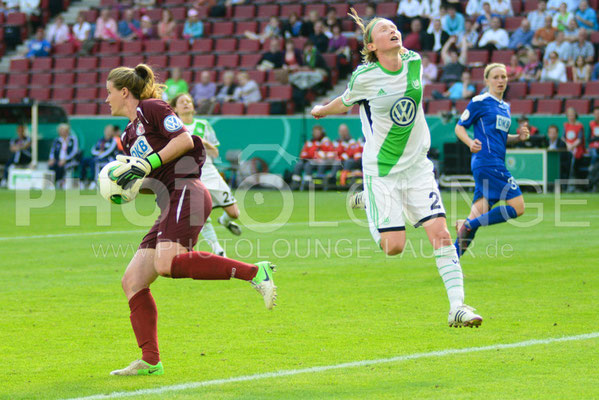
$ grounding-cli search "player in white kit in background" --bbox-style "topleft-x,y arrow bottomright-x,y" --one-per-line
171,93 -> 241,257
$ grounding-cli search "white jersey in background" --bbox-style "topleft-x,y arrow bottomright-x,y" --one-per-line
341,50 -> 430,178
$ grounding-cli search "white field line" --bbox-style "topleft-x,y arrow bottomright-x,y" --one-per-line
0,220 -> 358,241
63,331 -> 599,400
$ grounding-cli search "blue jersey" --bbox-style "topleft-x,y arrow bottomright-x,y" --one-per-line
457,93 -> 512,171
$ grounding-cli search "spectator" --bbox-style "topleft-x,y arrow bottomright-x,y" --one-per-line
112,124 -> 124,154
593,62 -> 599,80
25,28 -> 51,58
433,71 -> 475,100
328,24 -> 351,78
547,0 -> 579,13
300,9 -> 320,38
541,50 -> 567,82
79,125 -> 118,189
474,2 -> 500,32
490,0 -> 513,17
508,19 -> 534,50
245,16 -> 280,43
533,15 -> 557,47
324,7 -> 340,34
329,124 -> 362,186
257,37 -> 284,70
465,0 -> 483,17
403,19 -> 425,50
183,9 -> 204,42
282,12 -> 302,39
395,0 -> 423,32
290,125 -> 330,190
528,0 -> 551,32
547,124 -> 567,150
553,3 -> 574,31
544,30 -> 572,62
190,71 -> 217,114
118,9 -> 140,40
301,41 -> 329,82
478,16 -> 509,50
506,54 -> 524,80
139,15 -> 157,39
46,15 -> 70,45
164,67 -> 188,101
134,0 -> 155,7
563,18 -> 581,41
422,54 -> 438,85
215,71 -> 237,103
310,21 -> 329,54
460,19 -> 480,48
571,29 -> 595,64
514,116 -> 542,148
563,107 -> 586,191
588,107 -> 599,167
283,39 -> 303,71
574,0 -> 598,30
1,124 -> 31,187
521,48 -> 543,81
48,123 -> 79,187
422,0 -> 442,21
364,2 -> 377,19
440,36 -> 466,83
572,55 -> 592,82
233,71 -> 262,105
442,5 -> 465,38
73,12 -> 93,54
423,18 -> 449,51
157,9 -> 176,40
95,9 -> 118,41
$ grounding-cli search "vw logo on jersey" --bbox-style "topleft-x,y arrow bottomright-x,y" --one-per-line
390,97 -> 417,127
163,115 -> 183,132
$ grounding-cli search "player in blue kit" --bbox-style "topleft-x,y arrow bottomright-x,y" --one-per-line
454,63 -> 530,257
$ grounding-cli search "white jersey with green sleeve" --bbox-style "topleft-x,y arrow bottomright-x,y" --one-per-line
184,118 -> 222,185
341,50 -> 430,177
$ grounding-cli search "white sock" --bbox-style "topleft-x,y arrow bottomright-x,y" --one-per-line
219,213 -> 233,225
201,221 -> 224,255
434,245 -> 464,310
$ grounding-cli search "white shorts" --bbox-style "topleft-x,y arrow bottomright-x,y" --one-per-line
202,164 -> 236,208
363,158 -> 446,244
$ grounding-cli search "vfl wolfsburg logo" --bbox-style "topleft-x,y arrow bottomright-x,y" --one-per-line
390,97 -> 417,127
412,79 -> 421,89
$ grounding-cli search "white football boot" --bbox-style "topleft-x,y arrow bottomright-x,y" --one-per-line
349,191 -> 366,209
448,305 -> 483,328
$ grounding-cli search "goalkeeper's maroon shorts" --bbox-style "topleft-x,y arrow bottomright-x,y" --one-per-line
139,178 -> 212,251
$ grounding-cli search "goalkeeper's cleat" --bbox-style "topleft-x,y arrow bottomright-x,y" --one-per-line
110,359 -> 164,376
251,261 -> 277,310
448,305 -> 483,328
349,191 -> 366,209
456,219 -> 477,256
218,215 -> 242,236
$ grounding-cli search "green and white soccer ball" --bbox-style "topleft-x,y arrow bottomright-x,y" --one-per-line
98,161 -> 142,204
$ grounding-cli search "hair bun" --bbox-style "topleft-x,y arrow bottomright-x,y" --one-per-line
135,65 -> 149,80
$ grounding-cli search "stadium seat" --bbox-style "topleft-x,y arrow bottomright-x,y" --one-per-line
54,72 -> 75,86
30,73 -> 52,87
564,99 -> 591,114
144,39 -> 166,54
76,56 -> 98,70
146,55 -> 168,69
504,16 -> 524,31
505,81 -> 527,100
98,103 -> 111,115
491,50 -> 513,64
7,73 -> 29,87
509,99 -> 534,115
427,100 -> 452,114
60,103 -> 74,115
238,38 -> 261,53
30,58 -> 52,71
122,41 -> 143,54
122,55 -> 145,67
10,58 -> 29,72
171,7 -> 187,21
329,3 -> 349,16
218,54 -> 240,68
590,31 -> 599,43
257,4 -> 280,18
266,70 -> 280,83
221,103 -> 245,115
193,54 -> 216,68
0,73 -> 5,86
556,82 -> 582,98
584,81 -> 599,98
305,4 -> 326,15
169,39 -> 189,54
470,67 -> 485,82
321,53 -> 337,69
53,42 -> 75,55
170,54 -> 191,68
180,70 -> 193,83
268,85 -> 292,100
523,0 -> 538,11
246,70 -> 266,84
342,20 -> 356,32
511,0 -> 522,13
52,87 -> 75,102
291,37 -> 308,50
376,2 -> 398,17
191,38 -> 213,53
246,102 -> 271,115
76,72 -> 98,87
234,5 -> 256,19
423,83 -> 446,99
536,99 -> 562,114
350,3 -> 368,15
240,54 -> 262,68
75,103 -> 98,115
466,50 -> 489,66
235,21 -> 258,36
528,82 -> 554,98
29,87 -> 51,101
145,8 -> 163,21
212,22 -> 235,36
455,100 -> 470,114
214,38 -> 237,53
280,4 -> 302,17
6,88 -> 27,102
420,51 -> 438,64
99,56 -> 121,70
99,41 -> 120,54
76,87 -> 98,100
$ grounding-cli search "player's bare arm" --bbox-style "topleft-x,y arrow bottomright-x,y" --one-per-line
455,124 -> 482,153
201,138 -> 219,158
507,126 -> 530,143
311,96 -> 351,119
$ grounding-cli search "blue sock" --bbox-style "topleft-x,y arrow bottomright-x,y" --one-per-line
467,205 -> 518,230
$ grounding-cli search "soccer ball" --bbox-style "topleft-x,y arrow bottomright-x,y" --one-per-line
98,161 -> 142,204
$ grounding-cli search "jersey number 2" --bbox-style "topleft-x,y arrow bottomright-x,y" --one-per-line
429,192 -> 441,210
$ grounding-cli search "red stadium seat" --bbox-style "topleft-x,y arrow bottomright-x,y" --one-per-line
420,51 -> 438,64
77,56 -> 98,70
171,7 -> 187,21
214,38 -> 237,53
321,53 -> 337,69
511,0 -> 522,13
491,50 -> 514,65
376,2 -> 398,17
509,99 -> 534,115
7,12 -> 27,26
221,103 -> 245,115
240,54 -> 262,68
523,0 -> 538,11
427,100 -> 452,114
29,87 -> 51,101
191,38 -> 213,53
217,54 -> 239,68
0,73 -> 6,86
76,72 -> 98,86
169,39 -> 189,54
144,39 -> 166,54
466,50 -> 489,66
10,58 -> 29,72
257,4 -> 280,18
146,55 -> 168,68
6,88 -> 28,102
75,103 -> 98,115
7,73 -> 29,87
470,67 -> 485,82
291,37 -> 308,50
53,42 -> 75,55
54,72 -> 75,86
122,55 -> 145,67
76,87 -> 98,100
280,4 -> 302,17
564,99 -> 590,114
238,38 -> 261,53
556,82 -> 582,98
329,3 -> 349,16
246,102 -> 270,115
98,103 -> 111,115
30,73 -> 52,87
423,83 -> 446,99
504,16 -> 524,31
99,56 -> 121,70
144,8 -> 163,21
590,31 -> 599,43
305,4 -> 326,15
505,81 -> 527,100
536,99 -> 562,114
170,54 -> 191,68
211,22 -> 234,36
268,85 -> 292,100
233,5 -> 255,19
52,87 -> 75,101
246,70 -> 266,84
266,70 -> 279,83
193,54 -> 216,68
122,41 -> 143,54
528,82 -> 554,98
30,57 -> 52,71
584,81 -> 599,98
455,100 -> 470,114
235,21 -> 258,36
99,41 -> 120,54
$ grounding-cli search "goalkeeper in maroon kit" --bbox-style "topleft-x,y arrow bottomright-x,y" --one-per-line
105,64 -> 277,376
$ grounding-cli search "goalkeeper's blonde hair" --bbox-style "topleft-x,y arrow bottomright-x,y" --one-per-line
107,64 -> 165,100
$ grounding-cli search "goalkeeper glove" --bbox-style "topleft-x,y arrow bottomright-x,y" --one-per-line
112,153 -> 162,189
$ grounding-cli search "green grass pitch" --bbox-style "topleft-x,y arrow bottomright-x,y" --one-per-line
1,189 -> 598,400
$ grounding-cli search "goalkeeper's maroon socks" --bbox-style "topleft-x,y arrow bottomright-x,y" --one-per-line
128,288 -> 160,365
170,251 -> 258,281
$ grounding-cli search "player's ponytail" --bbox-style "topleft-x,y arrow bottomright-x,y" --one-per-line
348,8 -> 384,64
107,64 -> 165,100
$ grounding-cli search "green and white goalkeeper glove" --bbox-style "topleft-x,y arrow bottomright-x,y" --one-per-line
112,154 -> 162,189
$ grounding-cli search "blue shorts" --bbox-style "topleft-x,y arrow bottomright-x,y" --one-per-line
472,166 -> 522,206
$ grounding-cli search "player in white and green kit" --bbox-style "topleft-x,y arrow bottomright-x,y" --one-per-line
171,93 -> 241,257
311,10 -> 482,328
